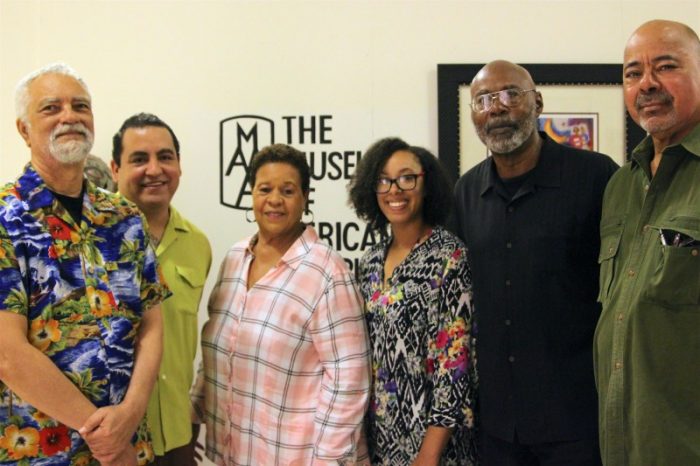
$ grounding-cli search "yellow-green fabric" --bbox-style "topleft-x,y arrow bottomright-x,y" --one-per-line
594,124 -> 700,465
147,206 -> 212,455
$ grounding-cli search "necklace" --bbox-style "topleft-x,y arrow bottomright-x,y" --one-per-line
413,226 -> 433,249
149,233 -> 161,248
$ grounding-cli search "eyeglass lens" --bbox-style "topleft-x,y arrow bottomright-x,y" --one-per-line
474,89 -> 531,112
376,174 -> 418,193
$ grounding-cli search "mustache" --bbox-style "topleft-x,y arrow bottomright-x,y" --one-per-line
636,91 -> 673,110
50,123 -> 92,141
485,117 -> 517,132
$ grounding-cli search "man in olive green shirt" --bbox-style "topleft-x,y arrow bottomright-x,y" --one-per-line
111,113 -> 212,465
594,20 -> 700,465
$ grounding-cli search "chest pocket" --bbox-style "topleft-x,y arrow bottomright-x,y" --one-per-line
598,216 -> 625,304
645,215 -> 700,307
172,265 -> 207,315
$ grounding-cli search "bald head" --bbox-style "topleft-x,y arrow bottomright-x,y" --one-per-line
627,20 -> 700,56
623,20 -> 700,144
471,60 -> 536,91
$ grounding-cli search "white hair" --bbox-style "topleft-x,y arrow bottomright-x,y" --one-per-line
14,62 -> 90,123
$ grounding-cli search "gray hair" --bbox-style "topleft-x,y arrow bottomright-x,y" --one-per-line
14,62 -> 90,123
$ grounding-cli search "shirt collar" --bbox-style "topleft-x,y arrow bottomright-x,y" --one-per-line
630,121 -> 700,171
17,162 -> 119,216
479,132 -> 561,197
246,224 -> 316,270
16,163 -> 55,211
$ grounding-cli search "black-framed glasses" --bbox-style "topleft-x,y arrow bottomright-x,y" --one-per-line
375,172 -> 425,193
470,88 -> 536,112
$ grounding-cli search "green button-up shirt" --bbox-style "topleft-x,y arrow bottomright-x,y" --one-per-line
594,124 -> 700,465
147,206 -> 211,455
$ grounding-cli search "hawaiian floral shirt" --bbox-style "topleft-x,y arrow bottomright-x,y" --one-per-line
0,164 -> 169,465
358,227 -> 478,466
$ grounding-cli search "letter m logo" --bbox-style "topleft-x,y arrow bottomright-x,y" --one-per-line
220,115 -> 274,210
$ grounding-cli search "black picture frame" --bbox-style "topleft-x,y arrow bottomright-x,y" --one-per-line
437,63 -> 646,175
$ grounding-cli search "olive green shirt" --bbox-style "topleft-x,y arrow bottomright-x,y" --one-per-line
147,207 -> 212,455
594,124 -> 700,465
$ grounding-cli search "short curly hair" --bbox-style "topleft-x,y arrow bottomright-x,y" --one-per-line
348,137 -> 453,233
248,143 -> 310,193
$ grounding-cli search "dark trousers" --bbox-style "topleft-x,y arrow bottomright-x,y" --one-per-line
152,442 -> 197,466
481,431 -> 602,466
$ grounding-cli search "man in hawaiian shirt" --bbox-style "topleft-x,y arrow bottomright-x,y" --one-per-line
0,63 -> 169,465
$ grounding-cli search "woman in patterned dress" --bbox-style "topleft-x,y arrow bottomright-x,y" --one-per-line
348,137 -> 478,466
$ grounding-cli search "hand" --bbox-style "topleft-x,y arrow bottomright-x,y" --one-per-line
191,423 -> 204,464
97,444 -> 138,466
79,404 -> 141,459
410,451 -> 440,466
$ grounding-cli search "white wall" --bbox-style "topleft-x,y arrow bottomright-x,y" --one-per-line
1,0 -> 698,463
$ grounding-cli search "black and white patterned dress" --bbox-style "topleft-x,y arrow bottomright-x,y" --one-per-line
358,226 -> 478,465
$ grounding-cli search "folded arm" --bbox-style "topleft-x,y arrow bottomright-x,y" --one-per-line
0,312 -> 98,430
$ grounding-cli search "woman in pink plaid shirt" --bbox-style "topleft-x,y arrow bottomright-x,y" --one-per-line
190,144 -> 371,466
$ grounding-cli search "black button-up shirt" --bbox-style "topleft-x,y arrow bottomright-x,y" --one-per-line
454,133 -> 618,443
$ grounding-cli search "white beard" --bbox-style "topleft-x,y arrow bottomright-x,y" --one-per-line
48,123 -> 94,164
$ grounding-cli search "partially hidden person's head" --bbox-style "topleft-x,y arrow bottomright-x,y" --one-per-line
623,20 -> 700,145
248,144 -> 311,238
15,62 -> 94,166
470,60 -> 543,156
84,154 -> 116,192
111,112 -> 181,214
348,137 -> 452,233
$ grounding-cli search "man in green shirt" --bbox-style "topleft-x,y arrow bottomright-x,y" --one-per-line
594,20 -> 700,465
111,113 -> 212,466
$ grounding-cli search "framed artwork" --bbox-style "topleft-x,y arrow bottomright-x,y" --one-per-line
437,64 -> 646,175
538,113 -> 598,151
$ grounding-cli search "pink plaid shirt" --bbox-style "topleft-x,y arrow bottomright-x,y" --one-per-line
191,226 -> 371,465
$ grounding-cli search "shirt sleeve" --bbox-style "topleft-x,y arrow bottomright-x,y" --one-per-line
190,360 -> 205,424
427,245 -> 476,429
0,228 -> 26,316
138,219 -> 172,310
189,253 -> 229,424
308,271 -> 371,464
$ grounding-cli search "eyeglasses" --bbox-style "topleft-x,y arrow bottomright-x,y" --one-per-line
470,88 -> 536,112
375,172 -> 425,193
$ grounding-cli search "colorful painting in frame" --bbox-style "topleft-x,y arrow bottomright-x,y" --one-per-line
538,113 -> 598,152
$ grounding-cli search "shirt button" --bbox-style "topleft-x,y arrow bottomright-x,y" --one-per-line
692,249 -> 698,257
507,206 -> 515,213
644,184 -> 650,191
505,279 -> 511,286
628,269 -> 636,277
608,246 -> 614,253
505,319 -> 512,326
617,313 -> 624,322
615,361 -> 623,370
508,355 -> 515,363
506,242 -> 512,249
643,225 -> 650,232
161,374 -> 167,380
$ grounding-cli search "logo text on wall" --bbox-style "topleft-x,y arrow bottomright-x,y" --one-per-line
220,114 -> 380,270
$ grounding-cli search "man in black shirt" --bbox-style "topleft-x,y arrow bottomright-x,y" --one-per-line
454,60 -> 618,465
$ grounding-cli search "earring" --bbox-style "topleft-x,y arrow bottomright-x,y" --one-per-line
245,209 -> 256,223
302,208 -> 315,224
